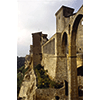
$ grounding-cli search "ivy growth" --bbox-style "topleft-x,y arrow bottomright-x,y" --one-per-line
34,64 -> 63,89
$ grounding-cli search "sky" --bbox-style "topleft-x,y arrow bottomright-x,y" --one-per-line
17,0 -> 83,57
1,1 -> 100,99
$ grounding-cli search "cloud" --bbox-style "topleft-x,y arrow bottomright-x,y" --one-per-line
17,0 -> 83,56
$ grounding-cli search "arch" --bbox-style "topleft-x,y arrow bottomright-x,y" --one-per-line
68,14 -> 83,100
71,14 -> 83,67
62,32 -> 68,54
71,14 -> 83,48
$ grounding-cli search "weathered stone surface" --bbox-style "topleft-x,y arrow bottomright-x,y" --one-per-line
19,67 -> 37,100
18,5 -> 83,100
36,88 -> 66,100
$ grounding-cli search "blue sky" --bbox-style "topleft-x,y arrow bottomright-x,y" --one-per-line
17,0 -> 83,57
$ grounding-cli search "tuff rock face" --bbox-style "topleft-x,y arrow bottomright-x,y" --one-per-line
19,68 -> 37,100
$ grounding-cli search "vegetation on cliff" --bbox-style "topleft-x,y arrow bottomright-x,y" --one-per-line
34,64 -> 63,89
17,66 -> 29,97
17,56 -> 25,69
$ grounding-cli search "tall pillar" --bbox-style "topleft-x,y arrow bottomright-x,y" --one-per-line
68,39 -> 78,100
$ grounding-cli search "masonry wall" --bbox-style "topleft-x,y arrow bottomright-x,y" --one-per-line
77,76 -> 83,87
55,33 -> 68,82
36,88 -> 66,100
36,87 -> 82,100
32,33 -> 42,68
43,38 -> 55,54
56,9 -> 65,33
41,54 -> 57,80
56,6 -> 74,33
41,33 -> 68,82
76,17 -> 83,68
76,17 -> 83,53
41,34 -> 56,80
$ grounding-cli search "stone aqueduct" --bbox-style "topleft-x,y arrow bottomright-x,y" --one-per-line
20,5 -> 83,100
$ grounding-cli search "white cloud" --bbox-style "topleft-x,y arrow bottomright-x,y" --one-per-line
17,0 -> 83,56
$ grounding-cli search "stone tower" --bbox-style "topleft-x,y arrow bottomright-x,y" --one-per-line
55,6 -> 74,33
32,32 -> 48,68
32,32 -> 42,68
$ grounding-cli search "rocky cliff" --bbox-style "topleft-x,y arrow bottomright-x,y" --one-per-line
19,68 -> 37,100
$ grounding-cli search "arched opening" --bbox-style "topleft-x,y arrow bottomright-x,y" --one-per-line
62,32 -> 68,54
68,14 -> 83,99
71,14 -> 83,55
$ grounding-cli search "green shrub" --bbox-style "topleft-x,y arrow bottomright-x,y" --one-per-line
34,64 -> 63,89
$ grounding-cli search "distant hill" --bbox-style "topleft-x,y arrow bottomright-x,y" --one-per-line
17,56 -> 25,69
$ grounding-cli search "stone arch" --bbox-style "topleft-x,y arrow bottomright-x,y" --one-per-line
61,32 -> 68,55
68,14 -> 83,100
76,17 -> 83,54
71,14 -> 83,55
71,14 -> 83,71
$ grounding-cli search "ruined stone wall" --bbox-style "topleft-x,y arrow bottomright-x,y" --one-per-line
18,5 -> 83,100
76,17 -> 83,68
55,33 -> 68,82
41,34 -> 48,45
36,88 -> 67,100
76,17 -> 83,53
19,61 -> 37,100
56,9 -> 65,33
77,76 -> 83,87
32,32 -> 42,68
64,17 -> 70,28
41,34 -> 56,80
55,57 -> 68,82
56,6 -> 74,33
77,53 -> 83,68
36,87 -> 82,100
41,33 -> 68,82
43,38 -> 55,54
41,54 -> 57,80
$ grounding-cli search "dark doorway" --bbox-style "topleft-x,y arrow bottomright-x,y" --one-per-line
65,80 -> 68,96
